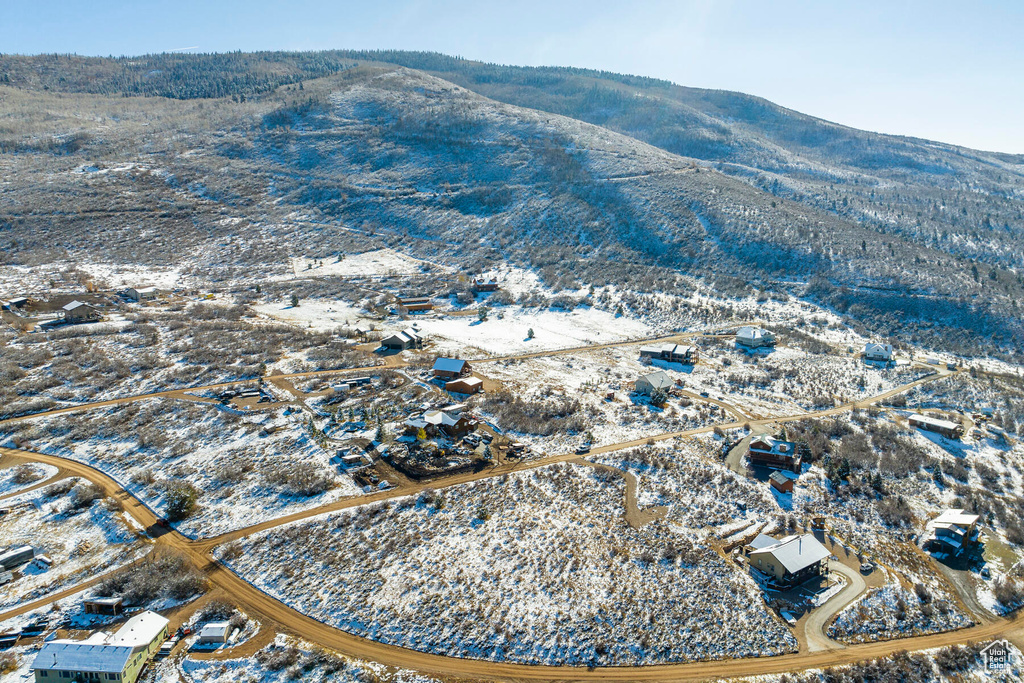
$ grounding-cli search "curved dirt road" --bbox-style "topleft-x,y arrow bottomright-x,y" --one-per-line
1,356 -> 1004,681
804,561 -> 867,652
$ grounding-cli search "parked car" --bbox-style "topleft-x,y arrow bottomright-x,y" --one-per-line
575,443 -> 591,454
860,562 -> 875,574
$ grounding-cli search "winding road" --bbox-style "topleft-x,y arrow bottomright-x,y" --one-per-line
1,338 -> 1019,680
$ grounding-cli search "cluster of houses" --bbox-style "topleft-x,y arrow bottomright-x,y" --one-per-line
31,610 -> 170,683
743,506 -> 982,593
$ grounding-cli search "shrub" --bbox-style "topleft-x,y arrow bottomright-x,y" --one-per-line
96,554 -> 206,605
11,464 -> 43,485
0,652 -> 19,675
44,478 -> 77,497
262,461 -> 332,497
69,483 -> 104,510
256,646 -> 300,671
163,480 -> 200,521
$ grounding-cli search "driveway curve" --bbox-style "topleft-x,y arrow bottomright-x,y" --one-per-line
804,561 -> 867,652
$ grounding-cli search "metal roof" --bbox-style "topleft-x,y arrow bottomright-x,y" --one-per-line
637,370 -> 673,389
200,621 -> 231,638
929,509 -> 979,528
433,357 -> 468,373
909,414 -> 962,432
62,300 -> 93,311
749,534 -> 830,574
106,610 -> 168,648
31,641 -> 133,674
749,533 -> 779,550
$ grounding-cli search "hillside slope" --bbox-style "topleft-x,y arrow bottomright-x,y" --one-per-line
0,57 -> 1021,356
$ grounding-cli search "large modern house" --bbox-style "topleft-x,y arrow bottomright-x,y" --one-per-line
635,370 -> 673,396
747,534 -> 830,588
639,343 -> 699,365
747,435 -> 800,472
923,509 -> 981,556
31,610 -> 169,683
735,326 -> 776,349
864,342 -> 894,362
380,327 -> 423,351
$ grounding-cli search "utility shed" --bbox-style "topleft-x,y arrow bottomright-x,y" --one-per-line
748,534 -> 830,587
769,470 -> 795,494
198,621 -> 234,644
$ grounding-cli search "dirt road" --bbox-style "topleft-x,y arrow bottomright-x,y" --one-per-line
803,561 -> 867,652
0,350 -> 1000,681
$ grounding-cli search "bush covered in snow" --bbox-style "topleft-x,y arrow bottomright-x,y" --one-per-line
223,463 -> 796,666
827,583 -> 972,643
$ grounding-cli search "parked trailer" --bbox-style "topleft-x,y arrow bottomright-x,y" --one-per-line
0,546 -> 33,571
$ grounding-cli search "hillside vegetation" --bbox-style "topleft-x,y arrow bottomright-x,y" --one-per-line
1,51 -> 1023,357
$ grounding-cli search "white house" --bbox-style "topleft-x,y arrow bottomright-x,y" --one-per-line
31,610 -> 169,683
635,370 -> 673,395
864,342 -> 894,362
736,326 -> 776,349
127,286 -> 158,302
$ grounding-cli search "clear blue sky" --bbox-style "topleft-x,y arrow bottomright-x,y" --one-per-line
7,1 -> 1023,152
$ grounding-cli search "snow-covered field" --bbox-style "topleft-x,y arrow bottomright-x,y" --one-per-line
222,462 -> 796,666
475,349 -> 720,451
828,583 -> 972,643
590,441 -> 780,529
0,480 -> 146,612
254,299 -> 370,332
0,400 -> 363,537
417,305 -> 655,357
288,248 -> 437,278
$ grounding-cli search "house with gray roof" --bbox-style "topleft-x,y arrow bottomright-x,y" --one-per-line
635,370 -> 673,396
747,534 -> 830,587
31,610 -> 168,683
